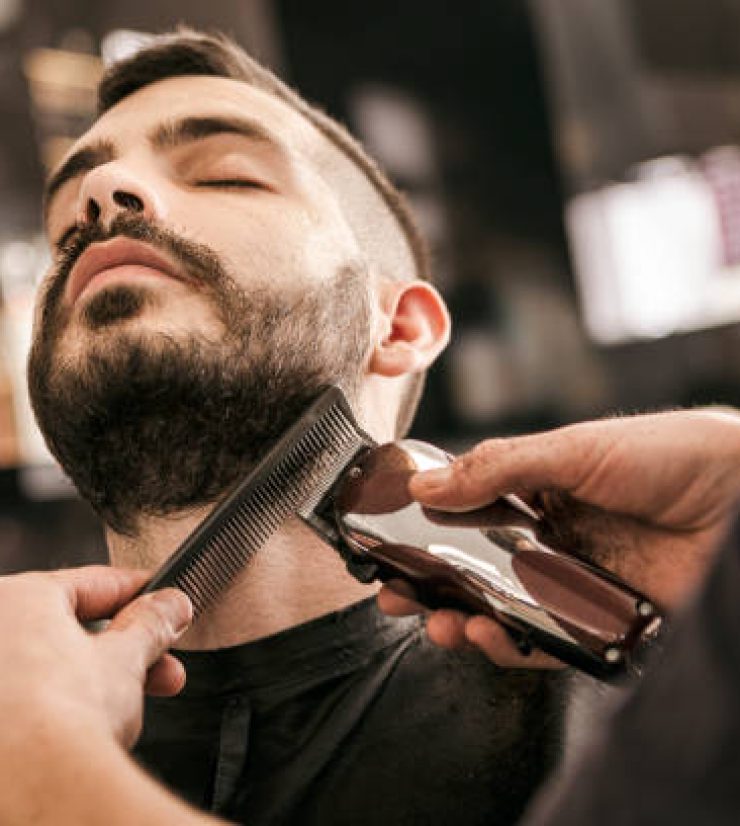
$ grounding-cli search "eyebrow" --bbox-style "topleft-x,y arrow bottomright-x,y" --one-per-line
150,115 -> 282,152
43,115 -> 286,218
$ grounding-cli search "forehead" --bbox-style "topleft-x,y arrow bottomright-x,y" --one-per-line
72,74 -> 321,159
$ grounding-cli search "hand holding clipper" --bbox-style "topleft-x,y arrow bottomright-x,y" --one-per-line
322,439 -> 663,680
142,387 -> 709,682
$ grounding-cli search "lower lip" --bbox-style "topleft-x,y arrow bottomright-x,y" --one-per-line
77,265 -> 175,302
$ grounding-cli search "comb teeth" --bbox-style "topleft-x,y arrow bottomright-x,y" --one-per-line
140,387 -> 372,617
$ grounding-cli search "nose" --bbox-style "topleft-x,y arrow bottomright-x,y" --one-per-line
75,162 -> 168,227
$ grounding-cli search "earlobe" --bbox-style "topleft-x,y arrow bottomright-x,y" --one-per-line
369,280 -> 451,378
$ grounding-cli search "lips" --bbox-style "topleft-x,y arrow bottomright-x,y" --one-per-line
65,237 -> 186,305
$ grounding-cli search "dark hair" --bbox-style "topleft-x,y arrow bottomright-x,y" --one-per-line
98,28 -> 431,434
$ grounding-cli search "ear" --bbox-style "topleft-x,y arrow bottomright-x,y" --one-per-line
369,280 -> 451,377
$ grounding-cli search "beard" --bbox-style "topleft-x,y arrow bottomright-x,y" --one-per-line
28,215 -> 373,536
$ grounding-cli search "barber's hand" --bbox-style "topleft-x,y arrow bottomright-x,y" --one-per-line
0,565 -> 192,749
379,409 -> 740,666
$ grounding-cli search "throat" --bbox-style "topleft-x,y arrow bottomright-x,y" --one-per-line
106,513 -> 379,649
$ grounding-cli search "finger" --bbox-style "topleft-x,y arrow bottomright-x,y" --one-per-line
465,616 -> 563,669
52,565 -> 152,622
408,428 -> 604,511
99,588 -> 193,679
144,653 -> 187,697
377,580 -> 425,616
425,610 -> 470,649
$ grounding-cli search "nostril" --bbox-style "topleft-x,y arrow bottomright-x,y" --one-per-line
113,190 -> 144,212
86,198 -> 101,223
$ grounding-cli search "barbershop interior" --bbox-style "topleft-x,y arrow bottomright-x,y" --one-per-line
0,8 -> 734,575
1,0 -> 740,822
1,0 -> 738,571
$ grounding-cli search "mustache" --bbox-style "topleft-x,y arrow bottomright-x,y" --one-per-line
43,214 -> 233,323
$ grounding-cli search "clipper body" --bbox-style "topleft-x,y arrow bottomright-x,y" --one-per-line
313,439 -> 662,680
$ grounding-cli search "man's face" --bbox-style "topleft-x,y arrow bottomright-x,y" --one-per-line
29,76 -> 375,534
41,75 -> 368,360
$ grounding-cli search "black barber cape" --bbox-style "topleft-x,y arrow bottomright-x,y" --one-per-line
135,598 -> 564,825
524,516 -> 740,826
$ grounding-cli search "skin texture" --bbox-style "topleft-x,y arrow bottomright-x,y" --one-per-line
35,74 -> 451,649
30,212 -> 375,535
10,49 -> 740,825
4,412 -> 740,825
0,566 -> 192,747
379,408 -> 740,667
12,72 -> 452,826
0,566 -> 225,825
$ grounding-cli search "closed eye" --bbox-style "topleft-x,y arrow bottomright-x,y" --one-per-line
194,179 -> 263,189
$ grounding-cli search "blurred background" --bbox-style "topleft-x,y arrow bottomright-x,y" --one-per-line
2,0 -> 740,571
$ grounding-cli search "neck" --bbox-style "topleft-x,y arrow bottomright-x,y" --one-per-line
103,382 -> 401,650
106,509 -> 379,650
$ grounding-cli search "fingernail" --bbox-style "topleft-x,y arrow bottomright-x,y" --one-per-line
414,466 -> 454,489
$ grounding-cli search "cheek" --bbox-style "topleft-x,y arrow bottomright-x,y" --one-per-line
297,172 -> 363,274
184,204 -> 347,289
170,184 -> 362,291
302,213 -> 361,278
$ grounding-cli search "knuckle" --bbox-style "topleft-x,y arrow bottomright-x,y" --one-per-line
119,598 -> 170,653
455,440 -> 500,481
452,438 -> 517,496
468,438 -> 505,466
139,602 -> 171,648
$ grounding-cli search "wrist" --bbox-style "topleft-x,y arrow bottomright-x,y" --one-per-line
0,709 -> 215,825
0,706 -> 110,823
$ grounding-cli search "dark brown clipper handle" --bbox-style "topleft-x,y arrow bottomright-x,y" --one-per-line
332,440 -> 662,680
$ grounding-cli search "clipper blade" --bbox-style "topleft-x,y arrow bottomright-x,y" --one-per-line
139,386 -> 372,617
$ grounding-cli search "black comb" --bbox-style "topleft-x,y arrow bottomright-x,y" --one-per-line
138,386 -> 373,617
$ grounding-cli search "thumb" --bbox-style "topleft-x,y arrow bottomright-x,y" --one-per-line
100,588 -> 193,679
409,428 -> 603,511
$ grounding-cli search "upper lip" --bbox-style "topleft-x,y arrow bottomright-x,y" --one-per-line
66,237 -> 186,304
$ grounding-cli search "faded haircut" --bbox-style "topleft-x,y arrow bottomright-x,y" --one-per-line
97,28 -> 433,435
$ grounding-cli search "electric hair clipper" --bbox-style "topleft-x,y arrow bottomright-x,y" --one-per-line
141,386 -> 663,681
